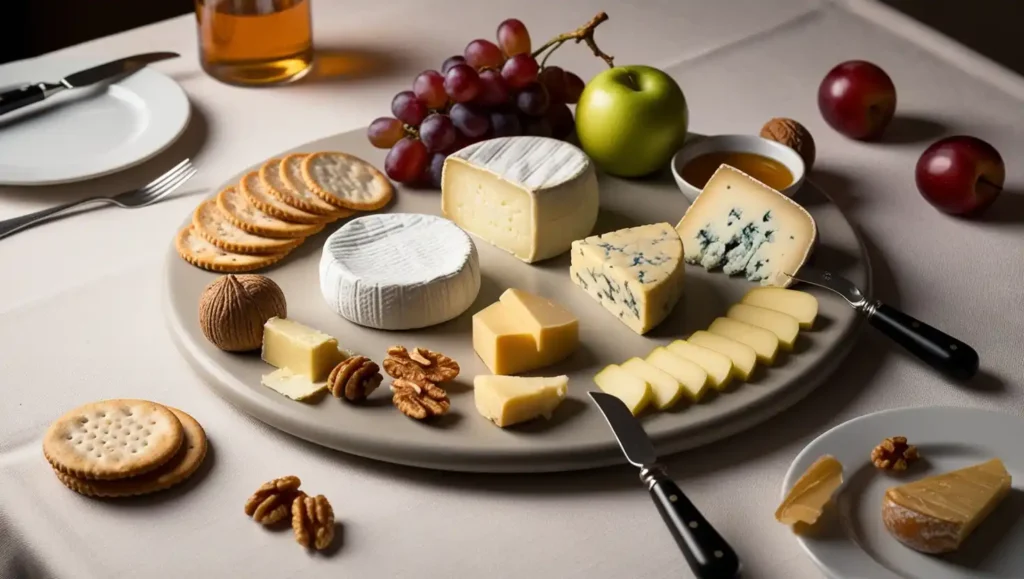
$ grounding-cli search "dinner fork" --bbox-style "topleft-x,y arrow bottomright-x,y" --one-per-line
0,158 -> 197,240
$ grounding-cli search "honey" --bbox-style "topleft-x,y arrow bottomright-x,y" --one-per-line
680,151 -> 793,191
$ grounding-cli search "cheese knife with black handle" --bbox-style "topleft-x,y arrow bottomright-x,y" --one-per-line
589,391 -> 741,579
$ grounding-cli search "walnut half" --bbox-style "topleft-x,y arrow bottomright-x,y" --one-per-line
871,436 -> 919,471
244,475 -> 302,525
392,378 -> 450,420
383,346 -> 460,384
328,356 -> 383,402
292,492 -> 336,551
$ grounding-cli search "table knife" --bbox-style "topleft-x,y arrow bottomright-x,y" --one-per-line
589,391 -> 741,579
787,266 -> 979,380
0,52 -> 180,116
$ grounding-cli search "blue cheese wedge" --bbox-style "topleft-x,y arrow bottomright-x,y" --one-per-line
569,223 -> 685,334
675,165 -> 816,287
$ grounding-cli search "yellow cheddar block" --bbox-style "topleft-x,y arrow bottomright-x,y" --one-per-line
472,289 -> 579,375
474,375 -> 568,428
261,317 -> 347,382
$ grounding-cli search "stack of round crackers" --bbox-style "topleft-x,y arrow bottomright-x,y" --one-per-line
43,399 -> 208,498
177,152 -> 394,273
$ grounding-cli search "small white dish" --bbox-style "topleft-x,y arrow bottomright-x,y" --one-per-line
670,134 -> 805,203
0,57 -> 190,186
783,406 -> 1024,579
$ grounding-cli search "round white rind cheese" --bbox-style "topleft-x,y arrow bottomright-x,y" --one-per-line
319,213 -> 481,330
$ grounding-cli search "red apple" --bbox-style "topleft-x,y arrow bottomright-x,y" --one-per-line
915,136 -> 1004,216
818,60 -> 897,140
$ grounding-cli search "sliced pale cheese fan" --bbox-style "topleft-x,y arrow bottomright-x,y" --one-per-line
217,184 -> 323,239
688,331 -> 757,381
474,375 -> 568,428
593,364 -> 652,416
741,287 -> 818,329
622,357 -> 684,409
570,223 -> 685,335
666,340 -> 733,391
775,455 -> 844,526
676,165 -> 816,287
642,349 -> 709,403
727,303 -> 799,350
261,368 -> 328,402
473,289 -> 578,375
441,136 -> 599,263
319,214 -> 480,330
262,317 -> 347,382
302,151 -> 394,211
708,317 -> 779,364
882,458 -> 1011,554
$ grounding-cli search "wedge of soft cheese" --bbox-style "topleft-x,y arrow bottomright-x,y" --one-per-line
570,223 -> 685,335
622,357 -> 685,409
776,455 -> 844,526
261,368 -> 328,402
688,331 -> 757,381
882,458 -> 1011,554
474,375 -> 569,428
593,364 -> 651,416
262,317 -> 347,382
666,340 -> 733,390
643,348 -> 709,403
441,136 -> 599,263
472,289 -> 578,375
708,317 -> 779,364
675,165 -> 816,287
727,303 -> 800,350
741,287 -> 818,329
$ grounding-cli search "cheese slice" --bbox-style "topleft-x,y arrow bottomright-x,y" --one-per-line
643,348 -> 709,403
593,364 -> 651,416
441,136 -> 599,263
708,317 -> 779,364
727,303 -> 799,350
570,223 -> 685,335
472,289 -> 578,375
882,458 -> 1012,554
776,455 -> 844,526
261,368 -> 328,402
741,287 -> 818,329
319,214 -> 481,330
622,357 -> 685,409
675,165 -> 816,287
666,340 -> 733,390
473,375 -> 568,427
261,317 -> 347,382
688,331 -> 757,381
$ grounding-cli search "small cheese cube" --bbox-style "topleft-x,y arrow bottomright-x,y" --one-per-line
643,348 -> 709,403
688,331 -> 757,381
593,364 -> 652,416
741,287 -> 818,329
499,289 -> 578,368
709,317 -> 779,364
622,357 -> 685,410
726,303 -> 799,350
261,317 -> 347,382
473,375 -> 568,428
666,340 -> 733,390
472,289 -> 579,375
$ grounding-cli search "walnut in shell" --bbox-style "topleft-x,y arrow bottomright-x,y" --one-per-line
760,117 -> 816,171
199,274 -> 287,352
244,475 -> 302,526
292,492 -> 335,551
391,378 -> 450,420
383,346 -> 460,383
328,356 -> 383,402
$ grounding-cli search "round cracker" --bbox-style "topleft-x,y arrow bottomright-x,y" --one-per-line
43,400 -> 184,480
302,151 -> 394,211
262,156 -> 351,218
240,169 -> 328,225
175,226 -> 289,273
216,184 -> 324,239
54,407 -> 208,498
193,198 -> 304,255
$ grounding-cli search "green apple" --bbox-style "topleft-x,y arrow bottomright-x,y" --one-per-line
575,65 -> 689,177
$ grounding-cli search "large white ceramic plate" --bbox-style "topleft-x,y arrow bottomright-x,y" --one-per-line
0,57 -> 190,185
784,406 -> 1024,578
163,129 -> 869,473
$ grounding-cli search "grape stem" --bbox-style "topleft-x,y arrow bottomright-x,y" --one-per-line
531,11 -> 614,69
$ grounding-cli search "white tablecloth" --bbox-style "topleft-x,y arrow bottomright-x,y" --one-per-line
2,1 -> 1022,577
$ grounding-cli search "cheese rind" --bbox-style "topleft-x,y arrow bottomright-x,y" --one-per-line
441,136 -> 599,263
261,368 -> 328,401
319,213 -> 481,330
472,289 -> 578,375
570,223 -> 685,335
776,455 -> 844,526
666,340 -> 733,390
473,375 -> 568,427
622,357 -> 685,409
593,364 -> 652,416
709,317 -> 779,364
727,303 -> 800,350
675,165 -> 816,287
643,348 -> 709,403
741,287 -> 818,329
688,331 -> 757,381
261,317 -> 347,382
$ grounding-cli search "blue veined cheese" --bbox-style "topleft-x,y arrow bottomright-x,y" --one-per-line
569,223 -> 685,334
441,136 -> 599,263
675,165 -> 816,287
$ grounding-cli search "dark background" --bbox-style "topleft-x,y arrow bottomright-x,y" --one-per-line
0,1 -> 1021,76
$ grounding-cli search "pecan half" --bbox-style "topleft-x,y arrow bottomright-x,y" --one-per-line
292,492 -> 335,551
328,356 -> 383,402
391,377 -> 450,420
871,436 -> 919,471
244,475 -> 302,526
383,346 -> 459,384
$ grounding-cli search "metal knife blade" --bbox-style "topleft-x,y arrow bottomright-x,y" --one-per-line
589,392 -> 657,468
62,52 -> 180,88
786,266 -> 867,307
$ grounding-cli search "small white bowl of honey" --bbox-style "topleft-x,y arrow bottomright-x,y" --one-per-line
671,134 -> 805,203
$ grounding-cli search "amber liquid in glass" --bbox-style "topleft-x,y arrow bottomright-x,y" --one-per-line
196,0 -> 313,86
681,151 -> 794,191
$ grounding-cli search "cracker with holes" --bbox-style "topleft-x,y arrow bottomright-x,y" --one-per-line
43,399 -> 184,480
301,151 -> 394,211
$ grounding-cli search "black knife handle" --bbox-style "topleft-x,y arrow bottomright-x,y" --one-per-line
867,302 -> 979,380
644,468 -> 741,579
0,83 -> 53,116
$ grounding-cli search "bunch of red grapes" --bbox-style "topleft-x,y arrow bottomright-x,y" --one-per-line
367,18 -> 586,187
